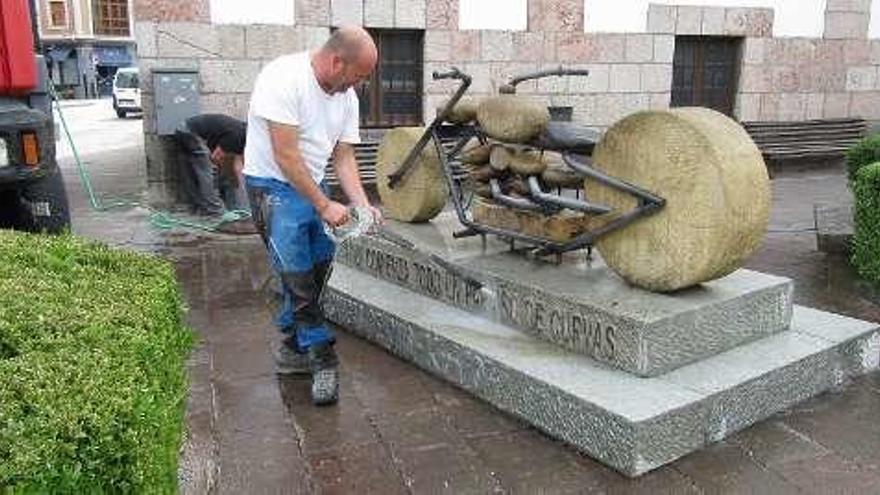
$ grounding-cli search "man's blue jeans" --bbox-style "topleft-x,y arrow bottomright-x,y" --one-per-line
245,175 -> 336,351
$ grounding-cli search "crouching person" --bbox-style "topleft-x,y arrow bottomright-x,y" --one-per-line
174,113 -> 248,216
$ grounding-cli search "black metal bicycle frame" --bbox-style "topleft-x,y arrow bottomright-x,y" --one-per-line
386,67 -> 667,255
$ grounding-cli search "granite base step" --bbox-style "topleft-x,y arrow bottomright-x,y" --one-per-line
337,221 -> 793,377
324,264 -> 880,477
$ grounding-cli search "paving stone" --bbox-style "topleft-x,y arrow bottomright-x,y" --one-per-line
179,345 -> 217,495
468,431 -> 616,493
354,372 -> 442,417
773,453 -> 880,493
674,441 -> 800,494
373,406 -> 462,450
782,382 -> 880,465
212,376 -> 310,492
394,442 -> 501,493
430,386 -> 527,438
279,378 -> 380,454
309,443 -> 408,495
215,430 -> 310,494
728,420 -> 829,467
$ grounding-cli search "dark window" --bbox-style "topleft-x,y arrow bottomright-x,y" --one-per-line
359,29 -> 423,127
671,36 -> 741,116
93,0 -> 130,37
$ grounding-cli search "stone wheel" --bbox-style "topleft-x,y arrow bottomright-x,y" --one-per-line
377,127 -> 449,223
587,107 -> 771,292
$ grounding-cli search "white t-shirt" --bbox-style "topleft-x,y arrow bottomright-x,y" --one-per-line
243,51 -> 361,185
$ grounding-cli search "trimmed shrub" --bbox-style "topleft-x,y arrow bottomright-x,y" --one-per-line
851,162 -> 880,285
845,133 -> 880,185
0,231 -> 193,492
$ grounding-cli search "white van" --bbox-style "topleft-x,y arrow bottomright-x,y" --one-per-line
112,67 -> 141,118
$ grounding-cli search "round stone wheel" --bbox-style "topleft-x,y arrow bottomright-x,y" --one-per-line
588,107 -> 770,292
377,127 -> 449,223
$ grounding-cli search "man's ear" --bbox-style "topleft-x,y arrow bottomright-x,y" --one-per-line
332,53 -> 345,73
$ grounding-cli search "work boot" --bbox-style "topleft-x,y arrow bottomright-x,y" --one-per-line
273,339 -> 310,375
308,343 -> 340,406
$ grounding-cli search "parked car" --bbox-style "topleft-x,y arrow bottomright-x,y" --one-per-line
111,67 -> 141,118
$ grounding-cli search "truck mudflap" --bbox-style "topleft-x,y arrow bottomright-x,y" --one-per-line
0,98 -> 70,233
0,99 -> 56,185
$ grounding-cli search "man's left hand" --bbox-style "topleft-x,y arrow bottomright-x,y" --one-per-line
366,204 -> 383,225
210,147 -> 226,167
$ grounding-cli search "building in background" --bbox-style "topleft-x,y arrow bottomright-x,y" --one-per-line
132,0 -> 880,190
37,0 -> 136,99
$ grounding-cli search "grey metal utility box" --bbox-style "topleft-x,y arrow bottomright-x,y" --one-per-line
153,68 -> 200,136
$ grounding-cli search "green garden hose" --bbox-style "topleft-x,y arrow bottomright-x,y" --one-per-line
49,84 -> 251,232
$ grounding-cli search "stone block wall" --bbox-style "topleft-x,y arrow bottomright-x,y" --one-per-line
135,4 -> 329,186
135,0 -> 880,192
733,0 -> 880,122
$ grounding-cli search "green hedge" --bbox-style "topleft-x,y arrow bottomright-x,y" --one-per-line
852,162 -> 880,286
0,231 -> 193,492
845,133 -> 880,185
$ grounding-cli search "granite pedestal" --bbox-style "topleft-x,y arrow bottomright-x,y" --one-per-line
324,213 -> 880,476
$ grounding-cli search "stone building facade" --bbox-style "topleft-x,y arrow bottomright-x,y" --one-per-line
133,0 -> 880,188
38,0 -> 137,99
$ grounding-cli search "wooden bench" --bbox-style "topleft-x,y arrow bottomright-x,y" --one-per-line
324,138 -> 466,188
742,118 -> 868,164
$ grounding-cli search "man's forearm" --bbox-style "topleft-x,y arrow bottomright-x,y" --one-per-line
335,158 -> 369,207
332,144 -> 369,207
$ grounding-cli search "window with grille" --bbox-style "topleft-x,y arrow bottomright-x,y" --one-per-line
48,1 -> 68,27
358,29 -> 424,128
671,36 -> 742,117
93,0 -> 130,37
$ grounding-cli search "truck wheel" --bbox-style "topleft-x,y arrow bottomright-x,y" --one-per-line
376,127 -> 448,222
18,167 -> 72,234
0,192 -> 27,229
587,107 -> 770,292
116,109 -> 127,118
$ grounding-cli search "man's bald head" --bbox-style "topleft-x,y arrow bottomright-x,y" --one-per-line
313,25 -> 377,94
323,25 -> 378,66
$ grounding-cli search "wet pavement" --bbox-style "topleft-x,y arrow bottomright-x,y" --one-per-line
58,100 -> 880,493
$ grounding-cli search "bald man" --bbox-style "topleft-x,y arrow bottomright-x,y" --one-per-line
243,26 -> 381,406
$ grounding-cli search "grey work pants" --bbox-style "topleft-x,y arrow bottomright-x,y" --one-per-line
174,123 -> 247,214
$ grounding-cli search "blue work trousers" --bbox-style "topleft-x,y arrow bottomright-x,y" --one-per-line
245,175 -> 336,351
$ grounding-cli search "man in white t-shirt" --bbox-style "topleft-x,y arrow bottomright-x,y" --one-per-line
243,25 -> 381,406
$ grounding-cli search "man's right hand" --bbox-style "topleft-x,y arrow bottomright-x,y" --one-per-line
318,200 -> 350,228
